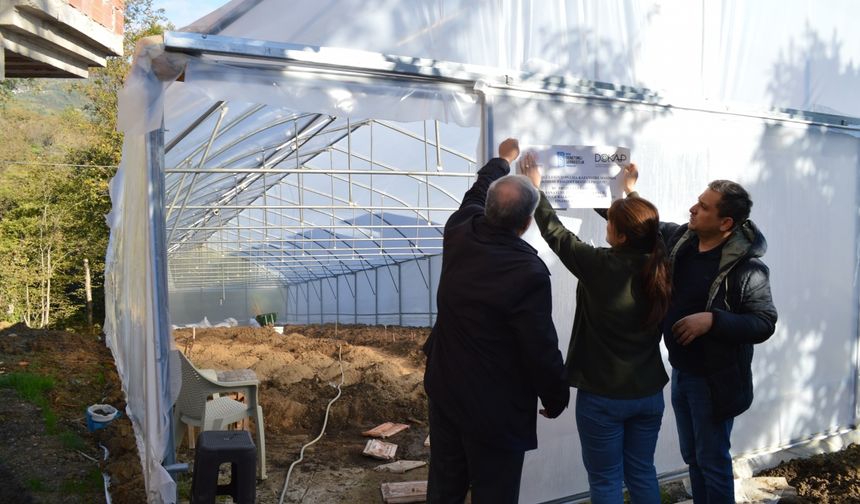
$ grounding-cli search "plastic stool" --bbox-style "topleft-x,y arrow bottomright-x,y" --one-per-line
191,430 -> 257,504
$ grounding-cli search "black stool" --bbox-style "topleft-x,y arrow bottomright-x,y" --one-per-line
191,430 -> 257,504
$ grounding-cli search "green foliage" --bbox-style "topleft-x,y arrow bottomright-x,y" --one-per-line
59,430 -> 87,451
26,478 -> 46,492
60,468 -> 103,495
75,0 -> 170,134
176,472 -> 193,500
0,0 -> 171,328
0,372 -> 57,431
0,154 -> 105,326
0,79 -> 17,106
0,372 -> 54,403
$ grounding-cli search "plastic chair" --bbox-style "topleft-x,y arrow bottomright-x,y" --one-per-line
173,350 -> 267,479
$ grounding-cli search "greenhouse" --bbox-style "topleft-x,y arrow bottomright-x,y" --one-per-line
107,1 -> 860,502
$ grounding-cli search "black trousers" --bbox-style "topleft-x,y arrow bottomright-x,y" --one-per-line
427,400 -> 525,504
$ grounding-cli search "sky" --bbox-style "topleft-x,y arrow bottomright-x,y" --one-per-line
153,0 -> 229,29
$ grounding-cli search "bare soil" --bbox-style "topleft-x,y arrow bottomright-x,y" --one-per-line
172,324 -> 431,503
0,322 -> 145,504
756,444 -> 860,503
2,322 -> 859,503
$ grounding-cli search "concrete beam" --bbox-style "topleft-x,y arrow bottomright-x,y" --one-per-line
14,0 -> 122,56
2,29 -> 88,77
0,6 -> 107,67
0,32 -> 5,79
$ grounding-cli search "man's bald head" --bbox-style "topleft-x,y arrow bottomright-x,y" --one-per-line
485,174 -> 540,234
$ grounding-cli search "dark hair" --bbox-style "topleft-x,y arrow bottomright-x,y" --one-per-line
607,197 -> 671,327
708,180 -> 752,228
485,175 -> 540,231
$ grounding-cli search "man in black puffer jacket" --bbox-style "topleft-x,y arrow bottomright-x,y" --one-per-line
625,166 -> 777,503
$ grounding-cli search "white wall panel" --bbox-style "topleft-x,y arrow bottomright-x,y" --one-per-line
488,90 -> 860,502
169,286 -> 287,326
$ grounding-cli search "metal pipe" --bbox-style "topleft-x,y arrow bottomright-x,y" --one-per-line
167,106 -> 228,243
170,204 -> 457,211
171,224 -> 444,230
165,101 -> 224,153
147,125 -> 176,487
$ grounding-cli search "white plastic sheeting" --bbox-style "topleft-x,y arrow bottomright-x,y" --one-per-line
169,287 -> 287,327
107,1 -> 860,502
186,0 -> 860,118
486,87 -> 860,502
284,255 -> 441,327
104,135 -> 180,502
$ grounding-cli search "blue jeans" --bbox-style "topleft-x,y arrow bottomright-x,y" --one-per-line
576,389 -> 664,504
671,369 -> 735,503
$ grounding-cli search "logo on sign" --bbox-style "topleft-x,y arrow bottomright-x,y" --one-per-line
556,152 -> 585,166
594,153 -> 628,163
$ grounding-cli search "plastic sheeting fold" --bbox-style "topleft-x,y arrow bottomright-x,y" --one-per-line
104,135 -> 180,503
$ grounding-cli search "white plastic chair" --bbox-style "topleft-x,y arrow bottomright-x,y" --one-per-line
173,350 -> 267,479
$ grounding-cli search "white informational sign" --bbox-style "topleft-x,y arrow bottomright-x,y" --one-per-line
525,145 -> 630,209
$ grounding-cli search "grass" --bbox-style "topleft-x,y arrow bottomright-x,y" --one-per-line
59,431 -> 87,451
26,478 -> 45,492
0,372 -> 106,501
60,467 -> 103,496
0,372 -> 58,432
95,369 -> 106,386
176,473 -> 193,501
0,372 -> 54,403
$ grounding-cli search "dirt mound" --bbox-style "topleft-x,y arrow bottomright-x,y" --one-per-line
173,324 -> 431,435
757,443 -> 860,503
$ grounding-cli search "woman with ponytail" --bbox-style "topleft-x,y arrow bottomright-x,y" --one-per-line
520,153 -> 671,504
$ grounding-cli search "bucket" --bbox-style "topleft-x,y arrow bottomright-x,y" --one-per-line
86,404 -> 120,432
255,313 -> 277,326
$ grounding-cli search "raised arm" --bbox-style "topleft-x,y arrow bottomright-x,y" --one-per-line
459,138 -> 519,210
596,162 -> 683,245
519,151 -> 603,282
594,162 -> 639,220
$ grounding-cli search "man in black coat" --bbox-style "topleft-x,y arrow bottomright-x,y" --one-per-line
423,139 -> 570,504
625,166 -> 777,503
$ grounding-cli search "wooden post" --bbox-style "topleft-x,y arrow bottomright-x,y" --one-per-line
84,258 -> 93,327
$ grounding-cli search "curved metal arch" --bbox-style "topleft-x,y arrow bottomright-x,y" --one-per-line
199,215 -> 349,284
326,145 -> 463,205
169,106 -> 318,172
204,117 -> 354,170
164,104 -> 475,289
170,133 -> 451,276
168,115 -> 344,245
196,198 -> 408,283
213,168 -> 443,271
184,196 -> 393,283
166,103 -> 268,185
167,115 -> 467,254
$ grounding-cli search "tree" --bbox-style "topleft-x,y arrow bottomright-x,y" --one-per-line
72,0 -> 171,165
0,0 -> 171,328
61,0 -> 171,327
0,80 -> 18,107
